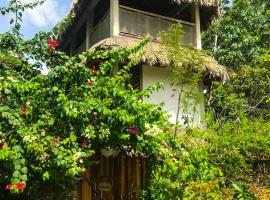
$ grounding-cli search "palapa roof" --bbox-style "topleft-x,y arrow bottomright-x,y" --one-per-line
90,35 -> 229,82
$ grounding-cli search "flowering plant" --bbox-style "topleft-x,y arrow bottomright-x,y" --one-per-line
0,4 -> 167,198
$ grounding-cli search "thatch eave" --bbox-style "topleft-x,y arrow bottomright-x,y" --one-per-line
89,35 -> 229,82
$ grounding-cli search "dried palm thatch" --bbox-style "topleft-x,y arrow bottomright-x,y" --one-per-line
89,35 -> 229,82
171,0 -> 220,6
71,0 -> 220,9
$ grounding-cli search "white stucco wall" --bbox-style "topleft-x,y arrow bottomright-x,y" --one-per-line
142,65 -> 204,127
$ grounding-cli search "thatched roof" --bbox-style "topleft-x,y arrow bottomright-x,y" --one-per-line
171,0 -> 220,6
90,35 -> 229,82
71,0 -> 220,10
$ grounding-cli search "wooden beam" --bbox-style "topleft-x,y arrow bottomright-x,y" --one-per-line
110,0 -> 120,36
192,4 -> 202,49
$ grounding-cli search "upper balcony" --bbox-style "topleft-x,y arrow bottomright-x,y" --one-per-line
60,0 -> 212,55
86,5 -> 196,50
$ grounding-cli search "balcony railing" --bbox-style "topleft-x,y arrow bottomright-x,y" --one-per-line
119,6 -> 196,46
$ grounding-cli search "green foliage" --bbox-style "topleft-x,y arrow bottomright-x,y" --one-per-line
0,2 -> 168,198
204,0 -> 270,120
159,23 -> 204,127
193,116 -> 270,181
232,184 -> 258,200
0,36 -> 169,198
203,1 -> 270,195
141,145 -> 225,200
204,0 -> 270,69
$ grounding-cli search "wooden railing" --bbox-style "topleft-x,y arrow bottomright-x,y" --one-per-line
119,5 -> 196,46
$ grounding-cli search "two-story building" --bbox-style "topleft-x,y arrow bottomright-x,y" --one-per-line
58,0 -> 228,199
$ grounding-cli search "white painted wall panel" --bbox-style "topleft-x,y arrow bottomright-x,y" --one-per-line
142,66 -> 204,127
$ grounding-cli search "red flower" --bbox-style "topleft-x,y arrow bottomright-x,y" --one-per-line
48,39 -> 58,49
81,143 -> 87,148
21,107 -> 27,115
5,183 -> 13,190
92,66 -> 97,75
126,128 -> 141,134
16,183 -> 25,190
87,81 -> 95,87
164,127 -> 169,132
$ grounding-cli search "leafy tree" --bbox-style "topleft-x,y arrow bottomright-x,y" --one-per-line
203,0 -> 270,197
204,0 -> 270,120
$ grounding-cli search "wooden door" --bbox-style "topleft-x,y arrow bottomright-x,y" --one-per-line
82,154 -> 144,200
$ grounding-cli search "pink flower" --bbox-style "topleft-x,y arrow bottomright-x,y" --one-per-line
81,143 -> 87,148
56,136 -> 61,142
92,66 -> 97,75
16,183 -> 25,190
51,136 -> 61,146
126,128 -> 141,134
51,140 -> 57,146
48,39 -> 58,49
5,183 -> 13,190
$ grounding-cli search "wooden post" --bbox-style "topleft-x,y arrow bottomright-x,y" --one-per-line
136,159 -> 142,198
82,167 -> 91,200
110,0 -> 120,36
142,159 -> 146,187
119,155 -> 125,200
192,4 -> 201,50
86,13 -> 91,50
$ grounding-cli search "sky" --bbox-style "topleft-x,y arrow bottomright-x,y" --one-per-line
0,0 -> 73,39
